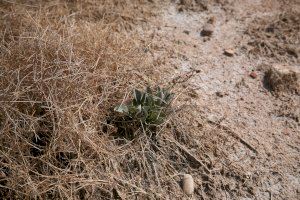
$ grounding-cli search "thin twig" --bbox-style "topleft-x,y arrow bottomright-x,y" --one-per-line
207,119 -> 258,155
163,135 -> 210,173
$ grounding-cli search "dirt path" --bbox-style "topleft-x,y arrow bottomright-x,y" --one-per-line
139,0 -> 299,199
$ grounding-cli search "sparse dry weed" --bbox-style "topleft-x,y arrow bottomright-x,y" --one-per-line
1,0 -> 299,199
245,10 -> 300,63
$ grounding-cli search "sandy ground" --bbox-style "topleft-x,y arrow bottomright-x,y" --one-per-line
0,0 -> 299,199
136,0 -> 299,199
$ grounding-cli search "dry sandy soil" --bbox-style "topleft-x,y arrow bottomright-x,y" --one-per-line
137,0 -> 300,199
0,0 -> 299,199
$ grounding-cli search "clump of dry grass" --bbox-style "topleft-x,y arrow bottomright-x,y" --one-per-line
0,1 -> 274,199
0,13 -> 210,197
67,0 -> 160,31
245,10 -> 300,63
0,1 -> 152,198
0,0 -> 159,32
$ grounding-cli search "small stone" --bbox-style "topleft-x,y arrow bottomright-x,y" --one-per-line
216,91 -> 226,97
224,48 -> 235,57
201,24 -> 214,37
250,71 -> 257,79
203,37 -> 210,42
207,16 -> 216,24
183,30 -> 190,35
182,174 -> 194,195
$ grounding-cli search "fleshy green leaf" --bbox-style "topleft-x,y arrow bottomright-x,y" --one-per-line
113,86 -> 173,129
114,104 -> 128,114
141,93 -> 146,104
134,89 -> 142,103
137,104 -> 142,113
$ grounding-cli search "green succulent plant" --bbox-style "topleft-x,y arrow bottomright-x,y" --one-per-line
114,86 -> 174,128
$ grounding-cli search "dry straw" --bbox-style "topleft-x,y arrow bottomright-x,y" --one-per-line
1,0 -> 289,199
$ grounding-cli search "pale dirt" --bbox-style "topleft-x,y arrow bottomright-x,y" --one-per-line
135,0 -> 299,199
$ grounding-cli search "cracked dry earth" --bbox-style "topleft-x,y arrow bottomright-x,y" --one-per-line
137,0 -> 299,199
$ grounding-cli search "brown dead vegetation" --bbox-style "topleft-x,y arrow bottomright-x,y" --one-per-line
0,1 -> 259,199
245,10 -> 300,63
0,1 -> 151,198
175,0 -> 228,12
0,0 -> 299,199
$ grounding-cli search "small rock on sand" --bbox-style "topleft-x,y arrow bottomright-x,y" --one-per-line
183,30 -> 190,35
201,23 -> 214,37
224,48 -> 235,57
250,71 -> 257,79
216,91 -> 228,97
182,174 -> 194,195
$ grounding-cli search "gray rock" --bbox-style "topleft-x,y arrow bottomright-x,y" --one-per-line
201,23 -> 214,37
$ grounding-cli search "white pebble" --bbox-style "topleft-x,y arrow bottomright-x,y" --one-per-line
182,174 -> 194,195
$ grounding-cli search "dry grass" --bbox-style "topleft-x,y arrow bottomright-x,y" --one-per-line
0,1 -> 155,199
0,0 -> 159,32
0,1 -> 246,199
0,11 -> 218,197
245,9 -> 300,63
175,0 -> 230,12
2,0 -> 294,199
